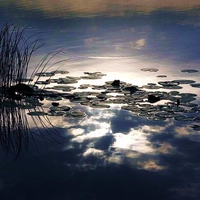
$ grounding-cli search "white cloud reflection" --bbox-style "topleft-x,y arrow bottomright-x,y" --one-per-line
135,38 -> 146,49
112,129 -> 154,153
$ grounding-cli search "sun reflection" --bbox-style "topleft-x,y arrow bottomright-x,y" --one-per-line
67,109 -> 113,144
112,129 -> 154,153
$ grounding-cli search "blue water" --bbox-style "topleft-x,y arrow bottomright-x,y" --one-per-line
1,1 -> 200,200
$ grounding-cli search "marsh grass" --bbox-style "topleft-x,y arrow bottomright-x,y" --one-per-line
0,106 -> 32,158
0,23 -> 41,96
0,24 -> 67,158
0,104 -> 63,159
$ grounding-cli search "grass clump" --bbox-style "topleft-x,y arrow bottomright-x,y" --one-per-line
0,23 -> 41,96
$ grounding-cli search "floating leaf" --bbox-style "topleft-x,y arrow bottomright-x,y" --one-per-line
175,115 -> 195,121
35,72 -> 55,77
181,69 -> 198,73
169,91 -> 180,96
52,70 -> 69,74
56,77 -> 79,84
141,68 -> 159,72
70,97 -> 89,103
190,83 -> 200,88
142,85 -> 161,89
35,81 -> 49,85
157,75 -> 167,78
46,96 -> 62,101
90,103 -> 110,108
47,111 -> 65,116
78,84 -> 90,89
52,85 -> 76,91
81,75 -> 102,79
172,80 -> 196,84
162,85 -> 183,90
155,112 -> 180,118
63,111 -> 86,118
158,81 -> 179,87
49,105 -> 71,111
28,111 -> 47,116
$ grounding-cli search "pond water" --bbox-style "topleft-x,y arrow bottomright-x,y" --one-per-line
1,1 -> 200,200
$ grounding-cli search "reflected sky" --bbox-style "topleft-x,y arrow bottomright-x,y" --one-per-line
1,1 -> 200,200
3,0 -> 200,17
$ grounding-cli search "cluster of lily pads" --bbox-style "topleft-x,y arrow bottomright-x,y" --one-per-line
24,67 -> 199,125
1,67 -> 199,124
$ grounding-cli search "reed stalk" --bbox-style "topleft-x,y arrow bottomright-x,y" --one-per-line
0,24 -> 41,96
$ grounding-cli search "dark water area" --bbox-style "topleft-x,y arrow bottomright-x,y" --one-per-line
1,1 -> 200,200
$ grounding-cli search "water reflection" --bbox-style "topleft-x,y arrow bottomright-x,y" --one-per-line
4,0 -> 200,17
0,98 -> 63,158
1,1 -> 200,199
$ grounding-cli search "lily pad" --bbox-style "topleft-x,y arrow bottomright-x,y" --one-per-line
84,72 -> 106,77
70,97 -> 89,103
90,103 -> 110,108
63,111 -> 86,118
47,111 -> 65,116
56,77 -> 79,84
172,80 -> 196,84
46,96 -> 62,101
34,81 -> 49,85
179,93 -> 197,98
181,69 -> 198,73
78,84 -> 90,89
162,85 -> 183,90
157,75 -> 167,78
158,81 -> 179,87
190,83 -> 200,88
160,106 -> 184,112
35,72 -> 55,77
81,75 -> 103,80
169,91 -> 180,96
51,85 -> 76,91
49,106 -> 70,112
155,112 -> 180,118
142,85 -> 161,89
28,111 -> 47,116
92,85 -> 106,90
141,68 -> 159,72
52,70 -> 69,74
174,115 -> 195,121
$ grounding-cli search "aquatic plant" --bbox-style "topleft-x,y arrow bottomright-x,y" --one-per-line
0,24 -> 42,97
0,102 -> 62,158
0,24 -> 66,158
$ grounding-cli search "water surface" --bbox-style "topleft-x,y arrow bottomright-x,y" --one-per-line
1,1 -> 200,200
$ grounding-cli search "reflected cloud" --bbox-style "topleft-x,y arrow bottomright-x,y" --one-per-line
5,0 -> 200,18
137,160 -> 166,171
175,126 -> 200,142
155,142 -> 175,154
135,38 -> 146,49
83,147 -> 104,157
112,129 -> 154,153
